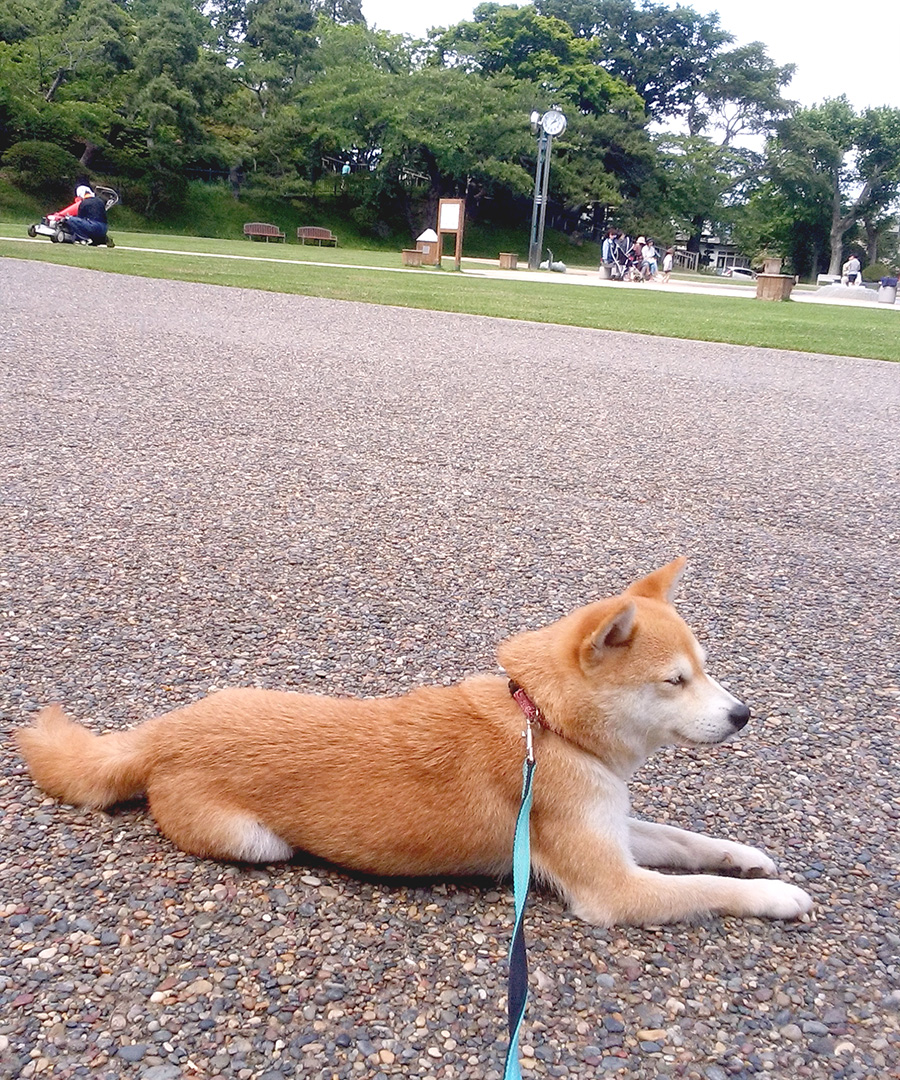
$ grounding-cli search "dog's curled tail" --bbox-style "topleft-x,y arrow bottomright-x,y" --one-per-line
15,705 -> 152,808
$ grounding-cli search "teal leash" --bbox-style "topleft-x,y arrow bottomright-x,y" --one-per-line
504,681 -> 540,1080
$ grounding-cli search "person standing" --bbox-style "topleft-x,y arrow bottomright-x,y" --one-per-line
642,239 -> 658,279
662,248 -> 674,283
601,228 -> 619,278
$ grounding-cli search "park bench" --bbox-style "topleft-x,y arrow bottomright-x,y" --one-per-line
297,226 -> 338,246
243,222 -> 285,242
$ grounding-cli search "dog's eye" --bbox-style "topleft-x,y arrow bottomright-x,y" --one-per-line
665,675 -> 687,687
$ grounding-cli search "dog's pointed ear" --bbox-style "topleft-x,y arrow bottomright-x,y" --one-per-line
584,600 -> 637,664
626,557 -> 687,604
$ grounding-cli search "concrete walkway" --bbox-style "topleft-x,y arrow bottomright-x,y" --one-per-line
461,257 -> 900,309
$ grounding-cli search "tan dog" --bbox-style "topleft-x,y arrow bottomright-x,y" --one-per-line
16,559 -> 813,926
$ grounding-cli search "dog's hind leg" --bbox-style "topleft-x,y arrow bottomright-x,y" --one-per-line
147,782 -> 293,863
628,819 -> 777,877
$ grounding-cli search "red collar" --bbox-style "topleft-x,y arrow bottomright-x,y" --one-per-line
508,680 -> 553,731
507,680 -> 590,758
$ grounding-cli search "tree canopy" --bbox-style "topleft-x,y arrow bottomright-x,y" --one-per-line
752,98 -> 900,276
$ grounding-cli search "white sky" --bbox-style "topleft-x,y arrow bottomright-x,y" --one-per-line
361,0 -> 900,112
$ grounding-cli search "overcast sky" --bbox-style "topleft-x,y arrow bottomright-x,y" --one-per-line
360,0 -> 899,113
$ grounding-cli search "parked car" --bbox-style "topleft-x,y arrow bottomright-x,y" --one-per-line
720,266 -> 756,280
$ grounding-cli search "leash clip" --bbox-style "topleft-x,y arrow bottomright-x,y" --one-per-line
508,680 -> 539,765
523,715 -> 534,764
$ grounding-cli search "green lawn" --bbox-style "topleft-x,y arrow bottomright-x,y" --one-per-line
2,225 -> 898,362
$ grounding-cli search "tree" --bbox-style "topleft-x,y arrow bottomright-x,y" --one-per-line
236,0 -> 318,115
657,134 -> 759,253
299,47 -> 538,235
116,0 -> 232,210
314,0 -> 364,24
427,4 -> 653,221
225,20 -> 410,200
652,40 -> 793,253
0,0 -> 137,164
430,3 -> 641,119
535,0 -> 731,121
731,173 -> 831,280
768,99 -> 900,275
32,0 -> 134,104
683,41 -> 794,145
532,0 -> 795,250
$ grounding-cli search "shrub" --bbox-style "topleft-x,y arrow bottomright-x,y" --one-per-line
1,140 -> 84,198
863,260 -> 893,282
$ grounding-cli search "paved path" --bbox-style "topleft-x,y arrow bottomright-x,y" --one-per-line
1,259 -> 898,1080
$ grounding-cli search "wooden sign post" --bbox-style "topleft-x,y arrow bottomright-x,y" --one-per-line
437,198 -> 465,270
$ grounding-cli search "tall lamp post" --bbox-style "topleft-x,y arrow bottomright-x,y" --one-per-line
527,108 -> 567,270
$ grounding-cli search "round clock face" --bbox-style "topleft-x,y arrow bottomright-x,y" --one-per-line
541,110 -> 567,136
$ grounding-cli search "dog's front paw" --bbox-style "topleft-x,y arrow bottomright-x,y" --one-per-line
717,841 -> 777,878
746,879 -> 814,920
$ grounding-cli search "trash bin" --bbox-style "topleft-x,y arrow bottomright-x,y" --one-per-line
598,264 -> 611,280
416,229 -> 440,265
878,284 -> 897,304
498,252 -> 518,270
401,249 -> 423,267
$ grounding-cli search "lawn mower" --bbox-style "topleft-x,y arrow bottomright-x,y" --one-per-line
27,186 -> 119,246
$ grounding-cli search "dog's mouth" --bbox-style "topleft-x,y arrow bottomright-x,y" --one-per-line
675,727 -> 739,749
674,704 -> 750,748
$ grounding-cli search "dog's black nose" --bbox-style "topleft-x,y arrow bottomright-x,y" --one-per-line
729,703 -> 751,730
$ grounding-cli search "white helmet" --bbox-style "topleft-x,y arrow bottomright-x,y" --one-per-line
76,185 -> 94,198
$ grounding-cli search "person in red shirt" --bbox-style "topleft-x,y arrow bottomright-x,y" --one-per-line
51,187 -> 88,220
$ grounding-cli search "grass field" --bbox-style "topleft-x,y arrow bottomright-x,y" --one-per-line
2,225 -> 898,362
0,177 -> 601,263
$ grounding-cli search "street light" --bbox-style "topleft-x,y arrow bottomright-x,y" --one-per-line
528,108 -> 567,270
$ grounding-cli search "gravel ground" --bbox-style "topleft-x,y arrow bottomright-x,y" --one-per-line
1,258 -> 898,1080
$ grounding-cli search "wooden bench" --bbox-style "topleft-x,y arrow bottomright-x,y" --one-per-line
243,222 -> 285,242
297,226 -> 338,246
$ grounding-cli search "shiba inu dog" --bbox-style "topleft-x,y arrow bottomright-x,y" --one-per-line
16,559 -> 813,925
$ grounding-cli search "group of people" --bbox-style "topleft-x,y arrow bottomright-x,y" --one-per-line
601,229 -> 674,283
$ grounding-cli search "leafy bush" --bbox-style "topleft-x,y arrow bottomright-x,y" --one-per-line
1,140 -> 84,197
863,260 -> 895,282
